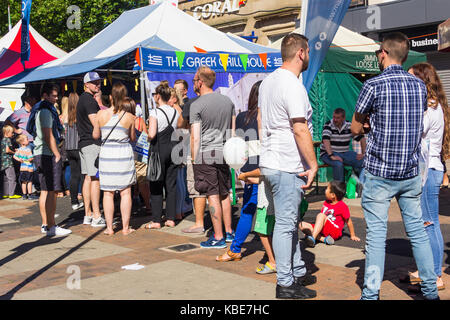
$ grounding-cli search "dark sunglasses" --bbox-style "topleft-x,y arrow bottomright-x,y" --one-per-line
375,48 -> 389,56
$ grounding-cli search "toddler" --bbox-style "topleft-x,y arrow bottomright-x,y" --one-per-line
300,181 -> 360,247
1,125 -> 20,199
13,134 -> 37,200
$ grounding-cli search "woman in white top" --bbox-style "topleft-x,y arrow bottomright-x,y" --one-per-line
145,83 -> 180,230
404,63 -> 450,291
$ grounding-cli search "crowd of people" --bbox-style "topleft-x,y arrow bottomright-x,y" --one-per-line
0,30 -> 449,300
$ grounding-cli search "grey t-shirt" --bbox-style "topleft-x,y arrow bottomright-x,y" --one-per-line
34,108 -> 54,156
190,92 -> 235,153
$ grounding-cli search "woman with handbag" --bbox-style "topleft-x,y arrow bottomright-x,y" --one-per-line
93,96 -> 137,235
145,83 -> 180,229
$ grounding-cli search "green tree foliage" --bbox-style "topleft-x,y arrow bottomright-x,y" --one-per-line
0,0 -> 149,52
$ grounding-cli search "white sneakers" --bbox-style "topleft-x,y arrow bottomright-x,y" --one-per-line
83,216 -> 106,227
72,203 -> 85,211
91,217 -> 106,228
46,225 -> 72,237
83,215 -> 93,225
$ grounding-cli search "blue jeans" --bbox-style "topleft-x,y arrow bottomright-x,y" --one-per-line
421,168 -> 444,277
361,171 -> 438,300
230,183 -> 258,254
261,167 -> 307,287
320,151 -> 364,181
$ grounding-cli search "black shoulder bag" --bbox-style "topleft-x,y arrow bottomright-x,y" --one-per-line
147,108 -> 177,182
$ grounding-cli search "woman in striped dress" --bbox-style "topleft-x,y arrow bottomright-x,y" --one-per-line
93,96 -> 136,235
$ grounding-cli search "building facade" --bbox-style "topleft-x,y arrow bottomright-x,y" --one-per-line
341,0 -> 450,95
177,0 -> 449,94
178,0 -> 302,45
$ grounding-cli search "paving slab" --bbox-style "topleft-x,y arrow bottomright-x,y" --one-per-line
0,216 -> 19,226
145,219 -> 207,238
13,259 -> 276,300
0,234 -> 131,277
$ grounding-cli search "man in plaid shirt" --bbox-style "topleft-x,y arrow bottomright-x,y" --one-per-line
351,32 -> 438,300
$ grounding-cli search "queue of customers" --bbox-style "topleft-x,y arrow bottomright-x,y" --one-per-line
0,68 -> 237,241
0,39 -> 449,300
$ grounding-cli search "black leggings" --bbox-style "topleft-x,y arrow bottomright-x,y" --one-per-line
149,159 -> 178,223
66,150 -> 82,205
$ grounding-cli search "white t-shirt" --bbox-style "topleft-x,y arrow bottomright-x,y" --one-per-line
422,103 -> 444,171
259,68 -> 313,173
149,105 -> 179,133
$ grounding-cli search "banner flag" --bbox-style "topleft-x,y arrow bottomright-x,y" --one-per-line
258,53 -> 267,70
9,101 -> 16,111
21,0 -> 33,64
302,0 -> 351,91
140,48 -> 281,73
135,48 -> 142,69
194,46 -> 207,53
219,54 -> 230,71
175,51 -> 186,69
239,54 -> 248,71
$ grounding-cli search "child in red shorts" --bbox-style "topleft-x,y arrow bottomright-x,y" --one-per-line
300,181 -> 360,247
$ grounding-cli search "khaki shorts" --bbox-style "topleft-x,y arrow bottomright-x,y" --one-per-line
135,161 -> 148,184
446,159 -> 450,175
187,157 -> 206,198
80,144 -> 100,177
193,163 -> 231,197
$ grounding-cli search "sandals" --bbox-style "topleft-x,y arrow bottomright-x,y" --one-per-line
399,273 -> 422,284
164,220 -> 176,228
122,228 -> 135,235
181,226 -> 205,234
256,262 -> 277,274
144,222 -> 161,230
216,250 -> 242,262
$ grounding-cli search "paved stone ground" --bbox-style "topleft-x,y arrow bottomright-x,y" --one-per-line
0,184 -> 448,302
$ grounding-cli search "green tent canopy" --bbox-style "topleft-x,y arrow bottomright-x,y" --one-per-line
271,26 -> 427,182
321,45 -> 426,74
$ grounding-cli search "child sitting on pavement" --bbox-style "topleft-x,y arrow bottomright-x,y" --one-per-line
300,181 -> 360,247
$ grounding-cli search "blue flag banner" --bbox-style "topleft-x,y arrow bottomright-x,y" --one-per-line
21,0 -> 33,64
302,0 -> 351,91
140,48 -> 282,73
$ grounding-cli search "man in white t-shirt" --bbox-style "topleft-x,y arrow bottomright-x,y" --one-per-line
260,33 -> 318,299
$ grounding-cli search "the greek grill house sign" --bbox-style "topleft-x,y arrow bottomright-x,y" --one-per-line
191,0 -> 246,20
139,48 -> 281,73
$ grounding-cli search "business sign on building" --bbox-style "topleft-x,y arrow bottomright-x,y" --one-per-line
410,35 -> 439,52
384,24 -> 441,53
191,0 -> 247,20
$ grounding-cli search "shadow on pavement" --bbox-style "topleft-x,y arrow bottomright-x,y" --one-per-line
0,228 -> 104,300
0,236 -> 67,269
